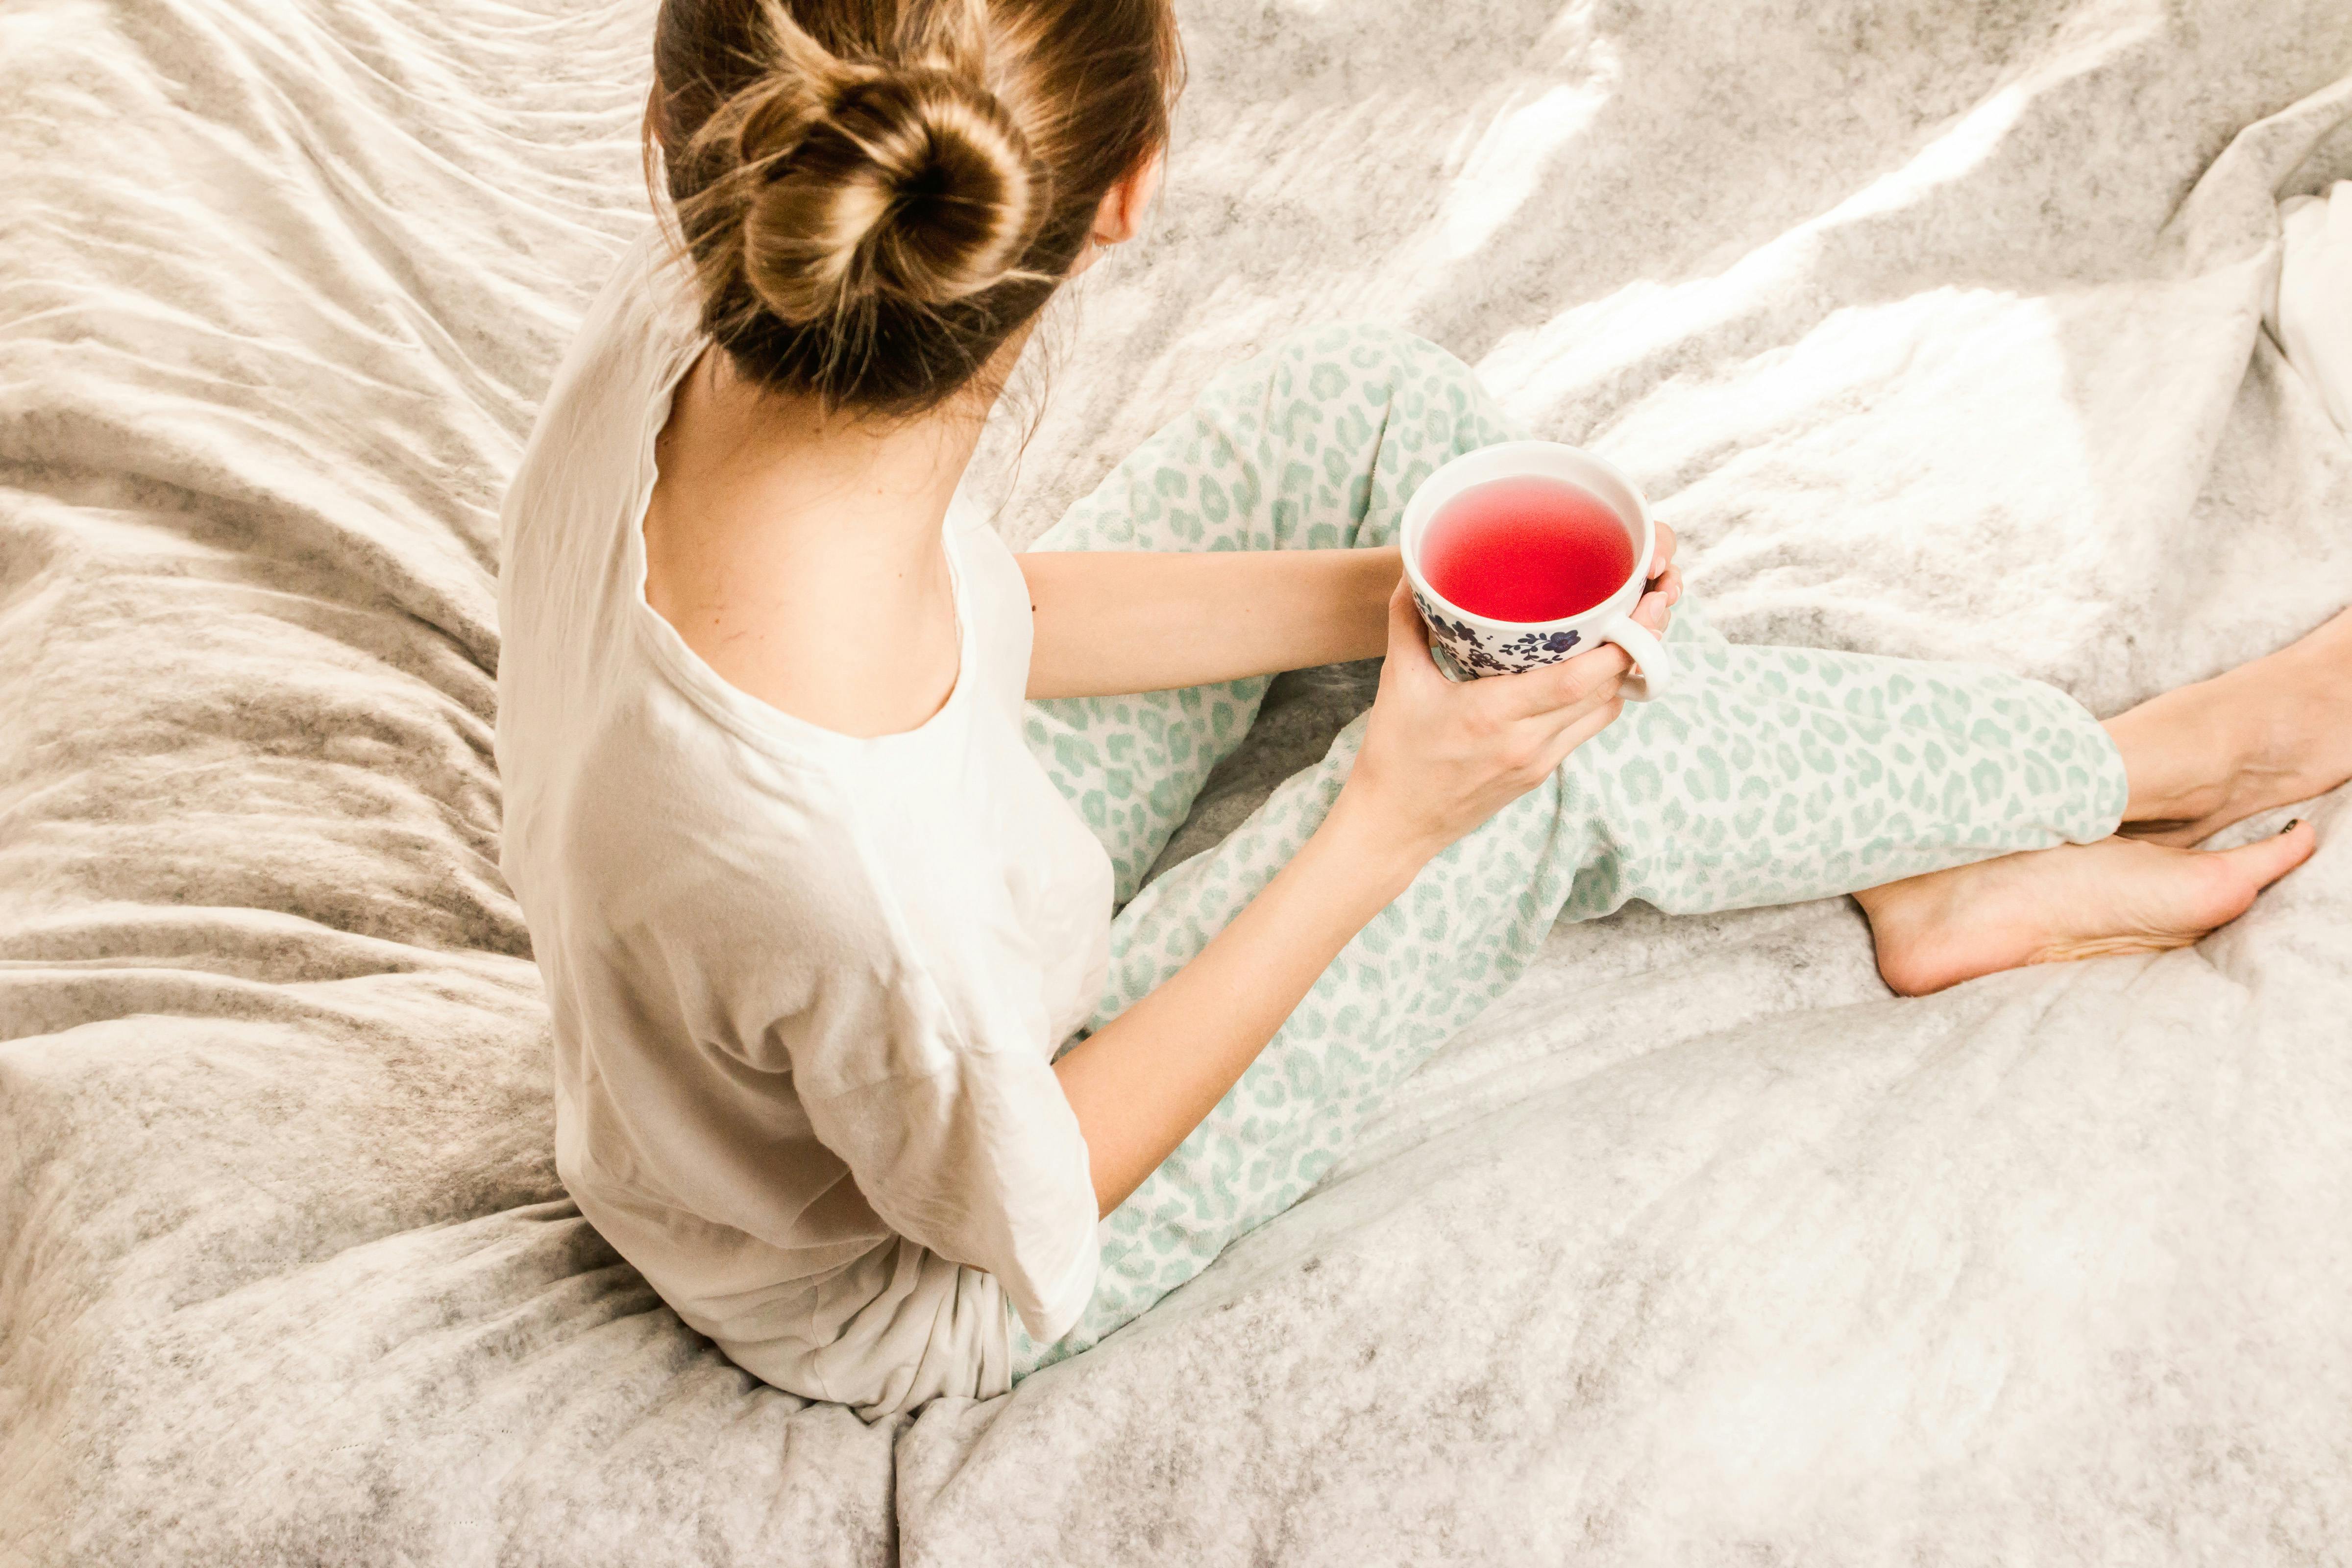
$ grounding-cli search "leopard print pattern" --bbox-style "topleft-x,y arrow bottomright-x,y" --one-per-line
1010,324 -> 2128,1374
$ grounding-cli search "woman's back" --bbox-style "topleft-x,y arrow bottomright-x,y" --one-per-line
639,346 -> 967,740
494,234 -> 1110,1417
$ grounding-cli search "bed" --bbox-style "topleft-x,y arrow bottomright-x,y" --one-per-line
4,0 -> 2349,1561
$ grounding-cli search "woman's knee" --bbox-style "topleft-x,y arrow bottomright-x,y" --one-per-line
1197,321 -> 1492,446
1258,320 -> 1472,395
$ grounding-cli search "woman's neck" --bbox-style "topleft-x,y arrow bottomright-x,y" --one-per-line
691,348 -> 981,563
642,347 -> 1003,738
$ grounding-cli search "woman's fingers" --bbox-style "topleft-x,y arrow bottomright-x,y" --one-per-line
1494,638 -> 1630,718
1633,581 -> 1675,635
1641,527 -> 1683,634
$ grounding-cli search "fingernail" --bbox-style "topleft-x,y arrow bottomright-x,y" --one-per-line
2280,819 -> 2302,834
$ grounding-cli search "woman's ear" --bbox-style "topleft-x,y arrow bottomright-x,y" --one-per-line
1089,146 -> 1165,250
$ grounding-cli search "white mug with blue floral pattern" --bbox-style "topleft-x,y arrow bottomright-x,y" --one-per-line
1399,440 -> 1677,700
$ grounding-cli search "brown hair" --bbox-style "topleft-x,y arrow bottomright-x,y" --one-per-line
646,0 -> 1182,418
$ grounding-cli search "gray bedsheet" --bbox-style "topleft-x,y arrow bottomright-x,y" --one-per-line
3,0 -> 2349,1562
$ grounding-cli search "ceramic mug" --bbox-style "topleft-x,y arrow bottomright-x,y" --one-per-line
1398,440 -> 1677,701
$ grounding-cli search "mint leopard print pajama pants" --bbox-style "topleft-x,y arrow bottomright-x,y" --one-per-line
1009,322 -> 2130,1374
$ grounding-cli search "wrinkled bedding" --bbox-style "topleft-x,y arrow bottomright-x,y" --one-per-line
4,0 -> 2351,1562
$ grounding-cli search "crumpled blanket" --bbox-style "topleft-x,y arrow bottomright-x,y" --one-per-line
2,0 -> 2348,1562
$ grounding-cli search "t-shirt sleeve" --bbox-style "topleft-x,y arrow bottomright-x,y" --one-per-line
608,735 -> 1102,1345
796,1023 -> 1101,1344
722,847 -> 1101,1344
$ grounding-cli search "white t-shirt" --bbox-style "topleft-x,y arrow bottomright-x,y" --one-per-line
495,231 -> 1113,1419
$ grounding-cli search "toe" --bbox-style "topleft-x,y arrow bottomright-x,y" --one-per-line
2199,819 -> 2317,923
2223,817 -> 2318,890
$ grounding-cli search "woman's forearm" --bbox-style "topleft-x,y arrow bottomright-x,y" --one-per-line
1020,546 -> 1399,699
1051,790 -> 1432,1215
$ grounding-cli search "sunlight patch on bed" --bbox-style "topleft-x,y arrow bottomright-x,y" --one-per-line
1421,72 -> 1616,267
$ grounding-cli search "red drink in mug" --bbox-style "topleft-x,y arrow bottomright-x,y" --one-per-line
1399,441 -> 1676,697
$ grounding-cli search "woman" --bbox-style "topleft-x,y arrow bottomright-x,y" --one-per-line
494,0 -> 2346,1419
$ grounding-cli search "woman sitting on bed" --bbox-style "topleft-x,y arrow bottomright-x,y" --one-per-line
492,0 -> 2349,1418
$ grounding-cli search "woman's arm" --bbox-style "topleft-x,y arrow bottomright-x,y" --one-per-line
1053,580 -> 1669,1214
1050,783 -> 1423,1212
1019,546 -> 1401,699
1020,526 -> 1679,700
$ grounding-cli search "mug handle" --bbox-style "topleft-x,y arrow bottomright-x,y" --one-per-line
1596,614 -> 1675,702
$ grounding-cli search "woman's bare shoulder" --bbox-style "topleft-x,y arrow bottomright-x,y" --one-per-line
640,483 -> 960,741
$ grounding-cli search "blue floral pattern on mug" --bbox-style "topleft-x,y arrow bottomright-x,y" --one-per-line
1413,587 -> 1585,680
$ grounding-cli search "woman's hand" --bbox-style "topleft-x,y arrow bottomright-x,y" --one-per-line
1644,521 -> 1683,620
1333,576 -> 1656,863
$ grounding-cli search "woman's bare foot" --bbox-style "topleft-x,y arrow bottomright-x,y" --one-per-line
2110,606 -> 2352,845
1854,822 -> 2317,997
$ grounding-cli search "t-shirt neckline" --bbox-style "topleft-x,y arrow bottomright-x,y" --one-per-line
624,335 -> 978,761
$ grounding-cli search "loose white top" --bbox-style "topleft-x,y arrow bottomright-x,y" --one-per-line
495,231 -> 1111,1419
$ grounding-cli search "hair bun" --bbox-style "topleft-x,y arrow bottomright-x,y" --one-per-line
653,0 -> 1178,416
729,62 -> 1038,323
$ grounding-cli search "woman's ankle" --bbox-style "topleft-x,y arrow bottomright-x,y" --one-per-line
2103,681 -> 2243,830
